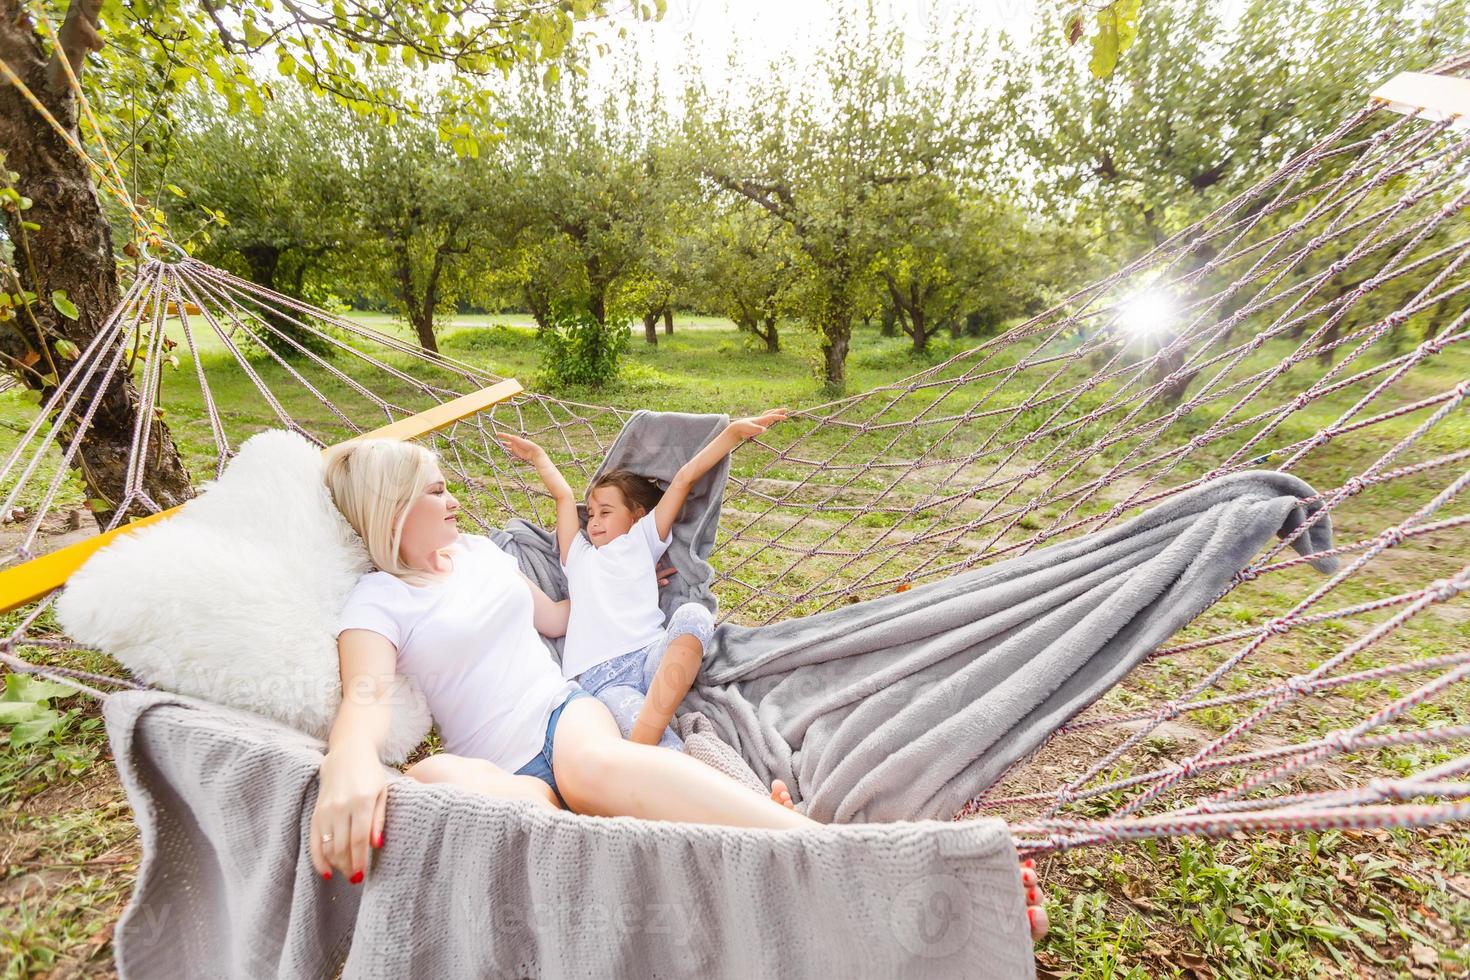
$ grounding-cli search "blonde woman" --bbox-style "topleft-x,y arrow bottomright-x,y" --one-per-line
308,438 -> 808,886
306,438 -> 1050,941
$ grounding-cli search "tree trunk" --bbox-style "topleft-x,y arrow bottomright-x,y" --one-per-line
642,310 -> 659,345
393,240 -> 443,354
1150,335 -> 1196,407
819,297 -> 852,391
758,318 -> 782,352
909,306 -> 929,353
238,242 -> 325,356
408,309 -> 439,354
886,277 -> 927,354
240,244 -> 282,292
662,304 -> 673,335
964,310 -> 984,337
523,282 -> 551,331
947,318 -> 962,340
0,4 -> 193,528
588,287 -> 607,328
880,306 -> 897,337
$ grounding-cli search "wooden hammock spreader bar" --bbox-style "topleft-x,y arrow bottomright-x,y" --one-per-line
0,377 -> 524,614
1371,71 -> 1470,127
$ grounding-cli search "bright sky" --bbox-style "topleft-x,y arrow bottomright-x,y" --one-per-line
589,0 -> 1042,94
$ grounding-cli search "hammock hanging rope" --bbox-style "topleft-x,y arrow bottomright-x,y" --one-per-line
0,46 -> 1465,864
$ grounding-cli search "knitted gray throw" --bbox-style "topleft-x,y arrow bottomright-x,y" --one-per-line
102,411 -> 1336,978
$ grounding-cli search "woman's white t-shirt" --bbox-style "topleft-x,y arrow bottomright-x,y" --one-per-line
560,512 -> 673,679
336,533 -> 578,772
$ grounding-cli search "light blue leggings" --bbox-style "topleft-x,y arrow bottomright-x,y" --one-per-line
574,602 -> 715,752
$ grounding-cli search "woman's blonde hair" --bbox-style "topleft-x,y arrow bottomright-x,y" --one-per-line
323,438 -> 443,580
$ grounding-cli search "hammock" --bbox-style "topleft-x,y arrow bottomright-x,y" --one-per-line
0,34 -> 1467,976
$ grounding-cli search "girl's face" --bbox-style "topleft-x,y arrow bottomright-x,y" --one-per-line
586,485 -> 644,547
398,464 -> 460,565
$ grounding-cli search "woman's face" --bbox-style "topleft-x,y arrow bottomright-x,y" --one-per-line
398,464 -> 460,565
586,485 -> 644,546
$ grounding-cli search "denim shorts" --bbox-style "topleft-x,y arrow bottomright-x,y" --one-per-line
513,687 -> 591,807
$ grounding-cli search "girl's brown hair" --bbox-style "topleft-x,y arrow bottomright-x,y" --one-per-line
587,469 -> 663,515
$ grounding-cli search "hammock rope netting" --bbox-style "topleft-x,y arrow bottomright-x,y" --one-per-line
0,45 -> 1467,858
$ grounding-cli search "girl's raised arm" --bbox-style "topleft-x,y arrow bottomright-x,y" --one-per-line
500,434 -> 581,564
654,409 -> 787,541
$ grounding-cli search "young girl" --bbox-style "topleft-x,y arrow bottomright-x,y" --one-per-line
499,409 -> 787,751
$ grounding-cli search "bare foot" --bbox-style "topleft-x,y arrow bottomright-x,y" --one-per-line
1021,859 -> 1049,941
769,779 -> 794,810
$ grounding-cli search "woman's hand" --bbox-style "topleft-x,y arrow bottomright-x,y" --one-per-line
1022,859 -> 1050,941
309,745 -> 389,883
655,562 -> 676,587
725,408 -> 787,442
498,433 -> 548,464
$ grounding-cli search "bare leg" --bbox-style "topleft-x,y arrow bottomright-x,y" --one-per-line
405,753 -> 561,810
552,697 -> 816,829
630,634 -> 702,745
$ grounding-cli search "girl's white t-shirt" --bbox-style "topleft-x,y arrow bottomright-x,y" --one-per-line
560,512 -> 673,679
336,533 -> 578,773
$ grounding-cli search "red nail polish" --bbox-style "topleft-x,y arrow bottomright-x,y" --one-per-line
350,870 -> 364,884
373,831 -> 383,848
322,871 -> 332,881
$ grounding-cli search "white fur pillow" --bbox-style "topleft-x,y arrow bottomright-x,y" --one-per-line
56,429 -> 433,764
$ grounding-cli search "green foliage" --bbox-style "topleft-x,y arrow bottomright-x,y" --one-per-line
496,54 -> 685,330
536,302 -> 631,389
1076,0 -> 1143,78
691,0 -> 995,389
0,674 -> 78,746
992,0 -> 1470,260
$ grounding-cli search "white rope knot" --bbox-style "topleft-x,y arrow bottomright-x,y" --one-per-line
1290,393 -> 1312,412
1342,477 -> 1367,496
1028,532 -> 1048,548
1235,566 -> 1259,583
1155,701 -> 1180,722
1365,777 -> 1397,802
1326,258 -> 1351,276
1053,787 -> 1076,807
1265,617 -> 1293,636
1455,380 -> 1470,398
1285,676 -> 1314,696
1188,434 -> 1209,451
1321,730 -> 1353,754
1378,526 -> 1406,547
1025,465 -> 1043,481
1428,577 -> 1462,602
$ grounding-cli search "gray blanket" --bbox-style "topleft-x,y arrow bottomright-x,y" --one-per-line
104,690 -> 1034,978
496,411 -> 1337,823
101,410 -> 1336,978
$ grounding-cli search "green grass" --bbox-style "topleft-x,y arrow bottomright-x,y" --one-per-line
1,306 -> 1468,977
